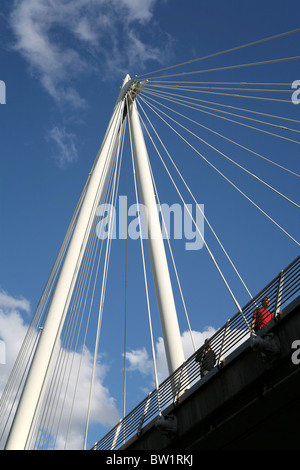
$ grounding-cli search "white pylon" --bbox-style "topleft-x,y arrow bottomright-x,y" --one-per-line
5,76 -> 132,450
128,95 -> 185,376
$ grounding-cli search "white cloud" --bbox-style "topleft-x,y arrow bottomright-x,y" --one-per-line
0,290 -> 30,376
9,0 -> 170,168
125,347 -> 153,375
0,290 -> 33,448
126,28 -> 163,67
0,290 -> 120,449
9,0 -> 165,106
115,0 -> 157,23
35,346 -> 120,450
48,126 -> 79,168
0,290 -> 30,315
10,0 -> 86,107
125,326 -> 218,385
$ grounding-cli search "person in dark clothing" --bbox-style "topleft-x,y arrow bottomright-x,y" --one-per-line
195,338 -> 216,377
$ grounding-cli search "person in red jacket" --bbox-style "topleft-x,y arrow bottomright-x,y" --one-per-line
251,296 -> 273,332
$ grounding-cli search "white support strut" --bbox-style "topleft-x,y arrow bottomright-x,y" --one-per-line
128,96 -> 185,376
5,75 -> 185,450
5,76 -> 131,451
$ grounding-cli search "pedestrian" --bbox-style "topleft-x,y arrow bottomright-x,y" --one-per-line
195,338 -> 216,377
251,296 -> 273,332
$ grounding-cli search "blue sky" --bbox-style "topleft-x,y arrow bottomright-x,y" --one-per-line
0,0 -> 299,449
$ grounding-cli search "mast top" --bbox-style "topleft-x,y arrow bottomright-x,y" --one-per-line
117,75 -> 148,104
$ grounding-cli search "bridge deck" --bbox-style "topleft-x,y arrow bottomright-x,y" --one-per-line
121,296 -> 300,450
92,256 -> 300,450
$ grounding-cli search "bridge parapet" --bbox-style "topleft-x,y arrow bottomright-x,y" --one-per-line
92,256 -> 300,450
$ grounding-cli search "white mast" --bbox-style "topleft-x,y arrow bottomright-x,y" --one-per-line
128,92 -> 185,376
5,76 -> 132,450
5,75 -> 185,450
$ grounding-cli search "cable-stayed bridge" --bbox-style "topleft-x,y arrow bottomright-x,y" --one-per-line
0,28 -> 299,450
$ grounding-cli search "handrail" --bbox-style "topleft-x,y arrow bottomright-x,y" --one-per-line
92,255 -> 300,450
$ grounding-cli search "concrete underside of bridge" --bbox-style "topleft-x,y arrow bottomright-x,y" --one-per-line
121,296 -> 300,451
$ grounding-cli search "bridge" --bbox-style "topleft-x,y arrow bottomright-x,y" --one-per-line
1,28 -> 299,450
92,256 -> 300,450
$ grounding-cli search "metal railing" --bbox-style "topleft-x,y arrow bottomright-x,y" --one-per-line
92,255 -> 300,450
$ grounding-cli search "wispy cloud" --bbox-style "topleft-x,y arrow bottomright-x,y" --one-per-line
125,347 -> 153,375
9,0 -> 165,106
48,126 -> 78,168
0,289 -> 30,314
9,0 -> 169,167
10,0 -> 85,108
